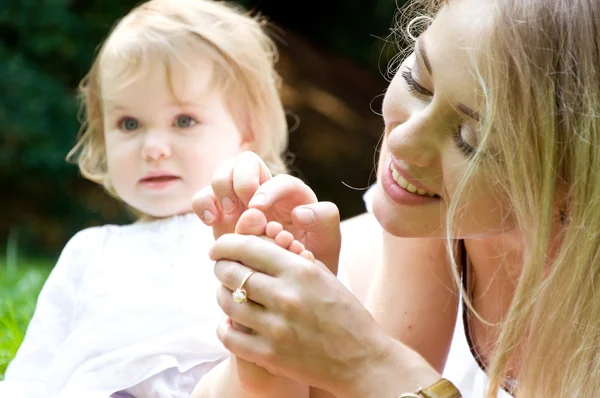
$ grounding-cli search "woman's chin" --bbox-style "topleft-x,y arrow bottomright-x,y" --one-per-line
371,186 -> 443,238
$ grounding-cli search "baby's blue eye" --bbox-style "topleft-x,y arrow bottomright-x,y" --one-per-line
175,115 -> 196,128
120,117 -> 140,131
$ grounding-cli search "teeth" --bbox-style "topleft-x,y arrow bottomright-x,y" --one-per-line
390,164 -> 437,197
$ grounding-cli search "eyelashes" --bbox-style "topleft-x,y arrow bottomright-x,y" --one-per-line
452,127 -> 476,157
401,67 -> 432,98
401,66 -> 476,158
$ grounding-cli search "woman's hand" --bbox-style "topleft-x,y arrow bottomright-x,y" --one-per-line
209,232 -> 440,397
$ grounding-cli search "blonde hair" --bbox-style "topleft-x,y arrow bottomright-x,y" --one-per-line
397,0 -> 600,396
68,0 -> 288,197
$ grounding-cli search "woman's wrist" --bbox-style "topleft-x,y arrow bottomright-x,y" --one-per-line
338,334 -> 442,398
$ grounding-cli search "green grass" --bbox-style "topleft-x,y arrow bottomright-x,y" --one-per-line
0,256 -> 52,380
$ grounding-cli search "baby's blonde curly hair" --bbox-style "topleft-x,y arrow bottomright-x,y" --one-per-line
68,0 -> 288,197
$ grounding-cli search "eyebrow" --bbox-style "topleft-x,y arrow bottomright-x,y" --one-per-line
457,103 -> 480,121
416,36 -> 432,76
417,37 -> 481,122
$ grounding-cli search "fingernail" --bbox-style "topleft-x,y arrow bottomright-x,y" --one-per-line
295,207 -> 316,225
221,197 -> 235,213
202,210 -> 215,223
249,192 -> 266,207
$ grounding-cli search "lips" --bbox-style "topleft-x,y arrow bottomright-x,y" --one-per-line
140,171 -> 180,183
139,171 -> 181,190
140,175 -> 179,183
390,163 -> 438,197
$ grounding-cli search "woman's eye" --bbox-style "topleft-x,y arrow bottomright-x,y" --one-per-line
119,117 -> 140,131
174,114 -> 197,128
401,67 -> 432,99
453,126 -> 476,158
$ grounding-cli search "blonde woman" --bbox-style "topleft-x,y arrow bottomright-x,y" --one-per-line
194,0 -> 600,396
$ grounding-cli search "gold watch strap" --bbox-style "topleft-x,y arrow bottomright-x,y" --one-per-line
417,378 -> 462,398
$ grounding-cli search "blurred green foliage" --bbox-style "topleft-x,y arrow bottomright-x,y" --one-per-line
0,234 -> 53,378
0,0 -> 405,257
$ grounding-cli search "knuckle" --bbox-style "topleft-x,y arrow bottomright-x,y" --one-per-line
269,320 -> 291,344
273,174 -> 300,190
262,347 -> 281,367
294,263 -> 319,282
222,263 -> 239,286
236,179 -> 259,196
212,179 -> 233,197
277,291 -> 303,315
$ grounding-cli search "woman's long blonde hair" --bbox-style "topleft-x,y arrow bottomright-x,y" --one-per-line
68,0 -> 288,198
398,0 -> 600,396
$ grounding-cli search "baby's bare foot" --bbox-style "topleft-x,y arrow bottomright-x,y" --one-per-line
236,209 -> 315,262
231,209 -> 314,394
265,220 -> 315,262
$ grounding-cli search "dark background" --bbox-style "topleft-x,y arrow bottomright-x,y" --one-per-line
0,0 -> 410,259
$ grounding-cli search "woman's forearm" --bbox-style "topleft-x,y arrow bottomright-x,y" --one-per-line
338,340 -> 442,398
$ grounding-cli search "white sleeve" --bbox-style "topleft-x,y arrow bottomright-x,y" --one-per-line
1,227 -> 105,395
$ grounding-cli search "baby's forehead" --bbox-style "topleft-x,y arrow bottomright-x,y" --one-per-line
99,52 -> 220,103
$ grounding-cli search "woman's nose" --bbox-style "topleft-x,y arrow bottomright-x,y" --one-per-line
386,115 -> 441,168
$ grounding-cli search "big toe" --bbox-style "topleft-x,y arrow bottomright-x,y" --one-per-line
235,208 -> 268,236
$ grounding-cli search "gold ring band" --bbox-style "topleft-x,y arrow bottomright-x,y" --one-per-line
232,270 -> 255,304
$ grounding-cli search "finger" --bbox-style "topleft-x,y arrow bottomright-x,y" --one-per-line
213,258 -> 279,306
232,151 -> 272,206
216,285 -> 270,333
209,158 -> 246,238
216,320 -> 276,369
191,186 -> 221,230
211,157 -> 238,214
292,202 -> 341,275
211,234 -> 312,277
248,174 -> 317,212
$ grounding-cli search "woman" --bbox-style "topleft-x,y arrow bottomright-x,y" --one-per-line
194,0 -> 600,396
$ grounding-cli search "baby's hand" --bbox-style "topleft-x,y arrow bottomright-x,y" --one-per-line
192,151 -> 341,275
229,209 -> 314,394
192,151 -> 315,239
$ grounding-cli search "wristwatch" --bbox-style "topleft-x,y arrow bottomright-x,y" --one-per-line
399,378 -> 462,398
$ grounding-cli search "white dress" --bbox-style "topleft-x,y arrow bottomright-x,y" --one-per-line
360,186 -> 513,398
1,213 -> 228,398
